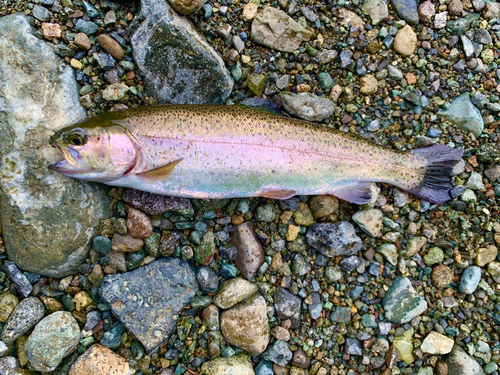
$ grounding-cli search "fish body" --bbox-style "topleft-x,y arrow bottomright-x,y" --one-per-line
49,105 -> 463,204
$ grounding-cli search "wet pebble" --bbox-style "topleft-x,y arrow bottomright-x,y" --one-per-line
382,277 -> 427,323
306,222 -> 363,257
1,297 -> 45,343
458,266 -> 481,294
213,277 -> 258,309
69,344 -> 130,375
196,266 -> 219,293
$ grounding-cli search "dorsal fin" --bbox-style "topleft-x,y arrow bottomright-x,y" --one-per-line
136,159 -> 183,183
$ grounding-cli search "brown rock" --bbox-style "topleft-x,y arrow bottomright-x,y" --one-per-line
74,33 -> 91,51
271,326 -> 290,341
88,265 -> 104,286
431,265 -> 454,289
111,233 -> 143,252
366,40 -> 380,54
360,74 -> 378,95
220,294 -> 270,354
97,34 -> 124,61
436,360 -> 448,375
125,205 -> 153,239
0,292 -> 18,322
231,221 -> 264,279
269,252 -> 283,272
69,344 -> 130,375
243,2 -> 259,21
167,0 -> 204,15
406,72 -> 417,85
122,189 -> 192,215
107,251 -> 127,272
41,22 -> 62,40
448,0 -> 463,16
393,25 -> 417,57
418,0 -> 435,23
160,232 -> 181,257
309,195 -> 339,218
475,245 -> 498,267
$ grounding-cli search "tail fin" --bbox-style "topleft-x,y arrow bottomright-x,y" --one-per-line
407,145 -> 464,204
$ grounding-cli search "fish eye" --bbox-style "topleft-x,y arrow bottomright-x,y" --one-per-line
67,129 -> 87,147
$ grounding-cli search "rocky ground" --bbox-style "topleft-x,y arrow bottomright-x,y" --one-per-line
0,0 -> 499,374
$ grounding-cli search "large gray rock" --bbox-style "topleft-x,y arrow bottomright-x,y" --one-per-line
0,14 -> 110,278
446,345 -> 485,375
99,257 -> 198,353
129,0 -> 233,104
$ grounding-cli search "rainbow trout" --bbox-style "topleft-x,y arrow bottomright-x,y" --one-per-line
49,105 -> 463,204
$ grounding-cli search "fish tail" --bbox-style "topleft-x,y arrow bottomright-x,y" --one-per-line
406,145 -> 463,204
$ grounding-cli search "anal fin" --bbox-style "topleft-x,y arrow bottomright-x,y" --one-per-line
136,158 -> 183,183
260,189 -> 297,200
331,182 -> 373,205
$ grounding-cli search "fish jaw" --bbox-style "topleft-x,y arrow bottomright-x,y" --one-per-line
48,145 -> 93,176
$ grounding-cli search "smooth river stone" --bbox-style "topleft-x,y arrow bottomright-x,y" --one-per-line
99,257 -> 198,353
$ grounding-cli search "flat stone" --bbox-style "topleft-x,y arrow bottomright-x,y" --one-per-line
0,293 -> 18,322
0,14 -> 110,278
475,245 -> 498,267
25,311 -> 80,372
352,208 -> 383,237
280,92 -> 334,122
33,5 -> 51,22
273,288 -> 301,329
391,0 -> 419,25
1,263 -> 32,298
69,344 -> 130,375
338,8 -> 365,30
382,277 -> 427,324
201,354 -> 254,375
394,25 -> 417,56
376,244 -> 398,266
458,265 -> 481,294
421,332 -> 454,355
483,3 -> 500,20
99,258 -> 198,353
111,233 -> 143,252
263,340 -> 292,367
306,222 -> 363,257
231,221 -> 264,280
220,294 -> 270,354
446,345 -> 486,375
129,0 -> 233,104
250,6 -> 313,53
213,277 -> 258,309
1,297 -> 45,343
438,93 -> 484,138
345,338 -> 362,356
362,0 -> 389,25
393,328 -> 414,364
74,33 -> 91,50
167,0 -> 204,15
123,189 -> 193,216
125,205 -> 153,239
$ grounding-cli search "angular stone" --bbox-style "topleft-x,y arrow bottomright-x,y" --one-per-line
1,263 -> 32,298
308,195 -> 338,218
201,354 -> 254,375
111,233 -> 144,252
421,332 -> 454,355
446,345 -> 485,375
250,6 -> 313,53
221,294 -> 270,354
360,74 -> 378,95
263,340 -> 292,367
0,15 -> 110,278
213,277 -> 258,309
362,0 -> 389,25
338,8 -> 365,30
352,209 -> 383,237
393,328 -> 414,364
438,93 -> 484,138
418,0 -> 435,23
382,277 -> 427,324
475,245 -> 497,267
25,311 -> 80,372
432,265 -> 454,289
99,258 -> 198,353
306,222 -> 363,257
231,221 -> 264,280
273,288 -> 301,329
280,92 -> 334,122
122,189 -> 193,216
0,293 -> 18,323
129,0 -> 233,104
2,297 -> 45,343
69,344 -> 130,375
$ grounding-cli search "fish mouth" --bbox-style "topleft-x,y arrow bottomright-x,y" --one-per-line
48,145 -> 90,174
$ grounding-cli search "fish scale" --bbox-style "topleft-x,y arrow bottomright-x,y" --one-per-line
49,104 -> 463,204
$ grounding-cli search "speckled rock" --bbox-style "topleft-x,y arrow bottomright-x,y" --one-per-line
69,344 -> 131,375
99,258 -> 198,353
352,208 -> 383,237
129,0 -> 233,104
2,297 -> 45,343
280,92 -> 334,121
231,221 -> 265,279
0,14 -> 110,278
125,205 -> 153,239
308,195 -> 339,218
393,25 -> 417,56
418,0 -> 435,22
438,93 -> 484,138
220,294 -> 270,354
201,354 -> 254,375
0,293 -> 18,322
123,189 -> 193,216
250,6 -> 313,53
263,340 -> 293,367
382,277 -> 427,323
306,222 -> 363,257
458,266 -> 481,294
432,265 -> 454,289
421,332 -> 454,355
360,74 -> 378,95
446,345 -> 485,374
273,288 -> 301,329
25,311 -> 80,372
111,233 -> 144,252
213,278 -> 258,309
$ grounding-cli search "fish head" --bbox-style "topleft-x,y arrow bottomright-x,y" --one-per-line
49,121 -> 141,182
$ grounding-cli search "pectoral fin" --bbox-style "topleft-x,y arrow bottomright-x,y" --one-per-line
136,158 -> 183,183
331,182 -> 373,204
260,189 -> 297,199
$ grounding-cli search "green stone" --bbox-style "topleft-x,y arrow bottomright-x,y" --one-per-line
318,72 -> 334,91
247,73 -> 266,96
293,202 -> 315,226
194,231 -> 215,265
438,93 -> 483,138
423,247 -> 444,265
346,104 -> 358,113
393,328 -> 414,364
144,232 -> 161,258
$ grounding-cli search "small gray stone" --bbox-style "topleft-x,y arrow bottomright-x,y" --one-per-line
458,266 -> 481,294
316,49 -> 338,65
280,92 -> 334,122
345,338 -> 362,356
388,65 -> 403,80
474,29 -> 492,45
32,5 -> 51,22
263,340 -> 292,367
75,19 -> 99,35
1,263 -> 32,298
438,93 -> 484,137
1,297 -> 45,343
273,288 -> 301,329
276,75 -> 290,90
461,35 -> 475,57
196,266 -> 219,293
25,311 -> 80,372
99,258 -> 198,353
391,0 -> 419,25
306,222 -> 363,257
307,292 -> 322,320
362,0 -> 389,25
382,277 -> 427,324
466,171 -> 485,190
